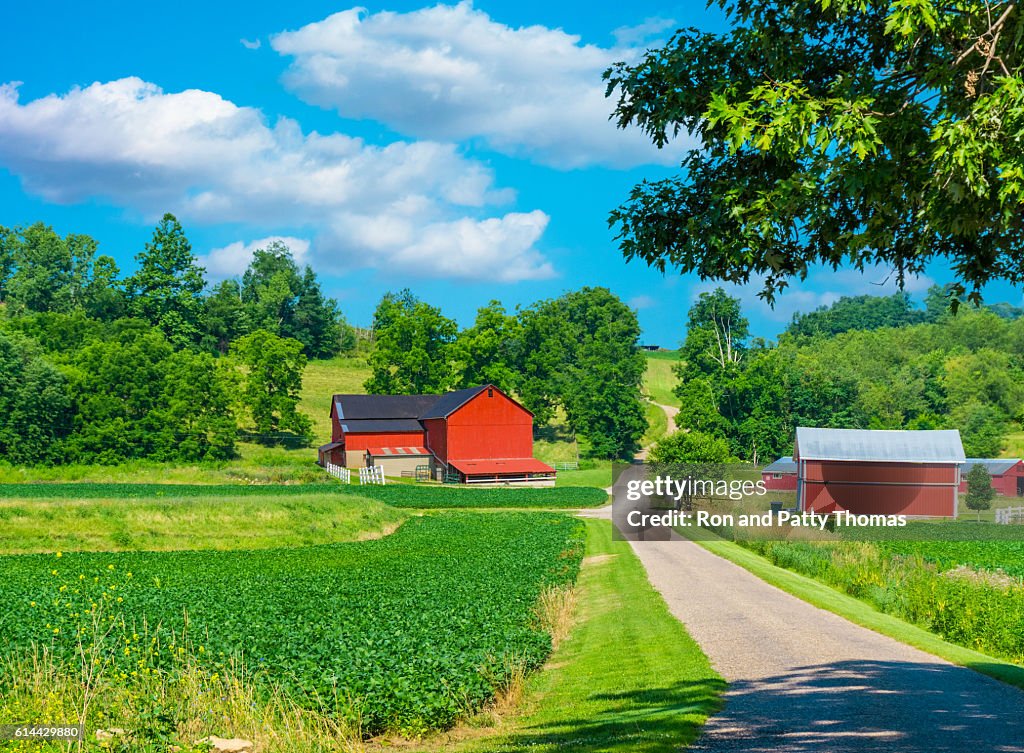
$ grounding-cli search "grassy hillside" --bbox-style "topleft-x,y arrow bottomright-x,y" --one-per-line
298,354 -> 373,442
644,350 -> 681,408
998,430 -> 1024,459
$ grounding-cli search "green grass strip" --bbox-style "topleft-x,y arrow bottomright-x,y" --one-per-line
468,519 -> 724,753
0,483 -> 607,508
693,534 -> 1024,692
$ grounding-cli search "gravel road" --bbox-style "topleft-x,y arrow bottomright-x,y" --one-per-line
592,511 -> 1024,752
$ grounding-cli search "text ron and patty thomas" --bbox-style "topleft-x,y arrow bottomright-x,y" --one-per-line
620,475 -> 909,530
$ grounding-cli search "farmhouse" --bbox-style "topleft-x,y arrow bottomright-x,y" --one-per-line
957,458 -> 1024,496
794,427 -> 965,518
761,456 -> 798,491
317,385 -> 556,485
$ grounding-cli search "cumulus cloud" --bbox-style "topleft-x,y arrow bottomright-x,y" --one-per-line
0,78 -> 554,282
200,236 -> 311,279
337,208 -> 552,282
270,2 -> 688,169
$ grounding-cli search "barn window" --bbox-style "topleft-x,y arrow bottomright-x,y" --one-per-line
773,473 -> 783,478
487,387 -> 493,397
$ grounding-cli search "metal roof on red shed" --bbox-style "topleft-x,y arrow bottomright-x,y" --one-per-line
795,428 -> 965,464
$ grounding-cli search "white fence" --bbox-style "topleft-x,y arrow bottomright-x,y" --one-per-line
995,506 -> 1024,524
324,462 -> 351,484
359,465 -> 386,485
552,461 -> 579,471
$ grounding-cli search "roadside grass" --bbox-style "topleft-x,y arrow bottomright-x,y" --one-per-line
643,352 -> 680,410
0,493 -> 407,554
642,401 -> 669,447
689,532 -> 1024,692
455,518 -> 724,753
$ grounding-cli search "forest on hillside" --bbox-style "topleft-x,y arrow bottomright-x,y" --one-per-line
670,289 -> 1024,463
0,217 -> 648,465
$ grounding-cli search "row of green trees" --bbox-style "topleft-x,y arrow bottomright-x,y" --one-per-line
672,289 -> 1024,462
0,215 -> 354,358
785,288 -> 1024,340
0,214 -> 342,465
0,323 -> 312,465
364,287 -> 648,459
1,214 -> 650,463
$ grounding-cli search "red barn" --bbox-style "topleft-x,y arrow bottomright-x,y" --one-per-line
761,457 -> 798,491
795,427 -> 965,518
318,385 -> 555,485
957,459 -> 1024,496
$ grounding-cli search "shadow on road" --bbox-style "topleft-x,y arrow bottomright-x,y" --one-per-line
481,659 -> 1024,753
691,659 -> 1024,753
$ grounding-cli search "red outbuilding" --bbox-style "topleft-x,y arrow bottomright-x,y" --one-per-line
761,457 -> 798,491
957,459 -> 1024,496
795,427 -> 965,518
318,385 -> 555,485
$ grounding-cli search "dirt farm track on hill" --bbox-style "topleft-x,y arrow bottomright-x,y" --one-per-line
580,509 -> 1024,752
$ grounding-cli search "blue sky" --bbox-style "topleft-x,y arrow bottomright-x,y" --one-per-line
1,1 -> 1020,345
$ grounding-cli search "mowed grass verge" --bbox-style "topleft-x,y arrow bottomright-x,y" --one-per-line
0,492 -> 407,554
457,519 -> 723,753
690,533 -> 1024,692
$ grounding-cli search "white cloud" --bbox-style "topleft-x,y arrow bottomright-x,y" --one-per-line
0,77 -> 554,282
612,17 -> 676,47
327,209 -> 554,282
200,236 -> 311,279
240,38 -> 262,50
270,2 -> 688,169
628,294 -> 657,310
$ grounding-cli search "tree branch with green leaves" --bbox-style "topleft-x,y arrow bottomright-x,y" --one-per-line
605,0 -> 1024,308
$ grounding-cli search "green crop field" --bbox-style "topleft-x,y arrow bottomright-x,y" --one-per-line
0,513 -> 584,737
841,522 -> 1024,577
0,482 -> 607,509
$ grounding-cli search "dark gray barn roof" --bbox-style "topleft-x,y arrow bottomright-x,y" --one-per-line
332,394 -> 439,420
795,427 -> 965,464
961,458 -> 1022,476
763,456 -> 797,474
338,418 -> 425,434
419,386 -> 488,419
